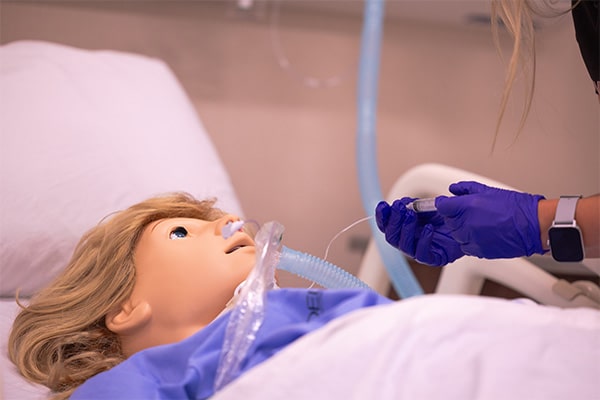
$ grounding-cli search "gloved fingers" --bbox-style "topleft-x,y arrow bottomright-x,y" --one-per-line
375,201 -> 391,232
376,198 -> 415,231
398,197 -> 416,206
382,199 -> 409,248
398,211 -> 418,258
432,196 -> 446,212
417,226 -> 465,266
448,181 -> 490,196
414,225 -> 460,267
435,194 -> 462,218
413,224 -> 436,265
459,243 -> 478,258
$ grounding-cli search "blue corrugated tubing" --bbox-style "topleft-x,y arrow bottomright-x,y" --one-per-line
278,246 -> 372,290
356,0 -> 423,298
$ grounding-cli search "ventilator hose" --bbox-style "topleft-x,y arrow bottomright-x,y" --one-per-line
278,246 -> 371,290
356,0 -> 423,297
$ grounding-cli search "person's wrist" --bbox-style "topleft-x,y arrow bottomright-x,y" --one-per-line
538,198 -> 559,252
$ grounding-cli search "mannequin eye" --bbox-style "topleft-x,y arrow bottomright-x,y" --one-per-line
169,226 -> 188,240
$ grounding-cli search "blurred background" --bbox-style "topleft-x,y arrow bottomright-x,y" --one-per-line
2,0 -> 598,290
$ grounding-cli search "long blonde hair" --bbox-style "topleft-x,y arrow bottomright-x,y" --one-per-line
490,0 -> 576,148
8,193 -> 225,400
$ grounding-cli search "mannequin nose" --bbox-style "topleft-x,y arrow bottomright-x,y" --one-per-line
216,215 -> 242,237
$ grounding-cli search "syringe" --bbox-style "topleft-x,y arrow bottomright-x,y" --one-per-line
406,198 -> 437,213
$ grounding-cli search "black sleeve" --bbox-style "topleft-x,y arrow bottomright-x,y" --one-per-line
572,0 -> 599,92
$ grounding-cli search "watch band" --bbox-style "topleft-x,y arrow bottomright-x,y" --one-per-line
553,196 -> 582,225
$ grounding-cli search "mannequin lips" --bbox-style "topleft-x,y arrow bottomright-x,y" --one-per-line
225,236 -> 255,254
226,245 -> 246,254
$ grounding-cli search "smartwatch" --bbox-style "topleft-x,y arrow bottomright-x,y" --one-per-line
548,196 -> 585,262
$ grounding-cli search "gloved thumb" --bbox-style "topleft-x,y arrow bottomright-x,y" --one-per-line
435,194 -> 461,218
448,181 -> 490,196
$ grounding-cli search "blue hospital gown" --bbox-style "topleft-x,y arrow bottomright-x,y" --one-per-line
71,288 -> 391,400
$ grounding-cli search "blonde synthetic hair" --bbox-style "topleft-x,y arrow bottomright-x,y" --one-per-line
490,0 -> 576,149
490,0 -> 537,149
8,193 -> 225,400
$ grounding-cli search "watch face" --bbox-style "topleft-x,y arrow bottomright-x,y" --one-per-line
548,227 -> 585,262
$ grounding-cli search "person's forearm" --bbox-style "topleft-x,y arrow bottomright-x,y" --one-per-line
539,194 -> 600,258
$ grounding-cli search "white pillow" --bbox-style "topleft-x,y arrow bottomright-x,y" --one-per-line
0,40 -> 243,297
0,299 -> 49,399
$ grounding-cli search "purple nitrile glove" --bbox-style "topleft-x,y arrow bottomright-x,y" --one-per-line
435,181 -> 546,259
376,197 -> 465,267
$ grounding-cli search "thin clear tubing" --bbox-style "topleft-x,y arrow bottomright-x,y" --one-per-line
407,198 -> 437,213
357,0 -> 423,297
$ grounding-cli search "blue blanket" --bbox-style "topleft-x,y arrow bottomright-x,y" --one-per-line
71,288 -> 391,399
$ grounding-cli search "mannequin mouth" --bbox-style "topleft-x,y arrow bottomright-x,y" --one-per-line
226,245 -> 247,254
225,237 -> 255,254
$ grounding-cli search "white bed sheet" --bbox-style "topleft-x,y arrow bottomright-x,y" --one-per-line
0,299 -> 49,399
214,294 -> 600,400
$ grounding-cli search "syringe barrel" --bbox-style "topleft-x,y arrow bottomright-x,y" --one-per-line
407,198 -> 437,213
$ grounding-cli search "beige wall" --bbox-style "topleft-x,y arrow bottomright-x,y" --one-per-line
2,1 -> 598,286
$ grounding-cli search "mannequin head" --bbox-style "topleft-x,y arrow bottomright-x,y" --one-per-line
8,193 -> 255,400
109,215 -> 256,355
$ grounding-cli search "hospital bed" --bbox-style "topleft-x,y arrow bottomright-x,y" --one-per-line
1,41 -> 598,400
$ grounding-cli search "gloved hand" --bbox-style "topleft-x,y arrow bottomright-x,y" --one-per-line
376,197 -> 465,267
436,181 -> 546,259
375,181 -> 546,267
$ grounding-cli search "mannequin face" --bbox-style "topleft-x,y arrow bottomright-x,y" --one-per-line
129,215 -> 255,332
